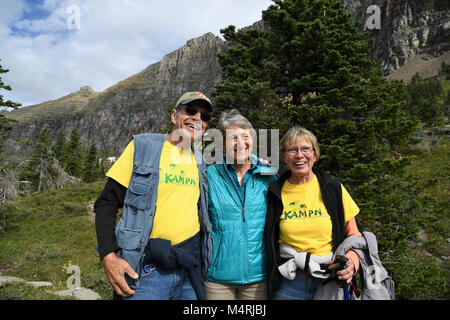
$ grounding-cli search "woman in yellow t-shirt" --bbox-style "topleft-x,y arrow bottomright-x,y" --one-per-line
265,126 -> 362,300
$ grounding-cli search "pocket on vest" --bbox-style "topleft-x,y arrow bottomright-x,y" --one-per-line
124,165 -> 156,210
117,227 -> 142,250
116,227 -> 143,273
125,183 -> 150,210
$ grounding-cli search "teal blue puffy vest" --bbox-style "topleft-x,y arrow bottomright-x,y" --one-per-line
207,155 -> 277,284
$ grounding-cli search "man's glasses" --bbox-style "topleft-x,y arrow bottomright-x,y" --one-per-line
184,104 -> 211,122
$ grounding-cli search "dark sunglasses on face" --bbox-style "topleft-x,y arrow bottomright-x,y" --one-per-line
184,104 -> 212,122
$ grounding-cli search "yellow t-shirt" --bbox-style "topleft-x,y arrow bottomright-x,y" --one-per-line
279,175 -> 359,256
106,140 -> 200,245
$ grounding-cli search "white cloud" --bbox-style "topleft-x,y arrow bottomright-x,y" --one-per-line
0,0 -> 272,107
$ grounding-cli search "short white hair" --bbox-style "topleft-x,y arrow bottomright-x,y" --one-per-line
217,109 -> 253,135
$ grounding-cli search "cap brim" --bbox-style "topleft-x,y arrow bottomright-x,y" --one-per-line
180,98 -> 213,112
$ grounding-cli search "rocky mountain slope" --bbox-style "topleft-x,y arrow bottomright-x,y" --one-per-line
343,0 -> 449,74
4,1 -> 450,157
6,32 -> 227,156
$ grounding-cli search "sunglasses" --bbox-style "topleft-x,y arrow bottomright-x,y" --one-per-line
183,104 -> 212,122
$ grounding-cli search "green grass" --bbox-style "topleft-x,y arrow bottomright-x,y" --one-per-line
408,139 -> 449,255
392,138 -> 449,299
441,80 -> 450,94
0,282 -> 72,300
0,179 -> 112,300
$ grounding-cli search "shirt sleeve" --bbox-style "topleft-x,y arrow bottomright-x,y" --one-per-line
94,177 -> 127,261
341,184 -> 360,223
106,140 -> 134,188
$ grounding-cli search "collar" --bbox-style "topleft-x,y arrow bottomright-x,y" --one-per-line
222,154 -> 278,176
268,167 -> 334,198
225,160 -> 256,174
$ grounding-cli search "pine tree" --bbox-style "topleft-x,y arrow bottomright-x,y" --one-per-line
19,129 -> 53,190
18,129 -> 81,192
406,73 -> 444,126
212,0 -> 421,296
59,137 -> 71,169
65,127 -> 83,177
214,0 -> 417,177
0,61 -> 21,161
53,129 -> 66,161
83,139 -> 98,182
97,148 -> 110,177
439,61 -> 450,80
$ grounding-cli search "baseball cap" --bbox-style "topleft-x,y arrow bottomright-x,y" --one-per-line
175,92 -> 213,112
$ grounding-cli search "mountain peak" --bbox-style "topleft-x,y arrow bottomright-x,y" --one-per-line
77,86 -> 95,97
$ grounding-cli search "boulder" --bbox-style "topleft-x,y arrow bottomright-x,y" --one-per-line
53,288 -> 102,300
25,281 -> 53,288
0,276 -> 25,287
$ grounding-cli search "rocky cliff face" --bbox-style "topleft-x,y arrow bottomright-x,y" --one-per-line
343,0 -> 449,74
5,1 -> 449,158
6,32 -> 227,156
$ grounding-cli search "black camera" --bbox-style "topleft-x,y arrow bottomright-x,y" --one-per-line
334,255 -> 349,287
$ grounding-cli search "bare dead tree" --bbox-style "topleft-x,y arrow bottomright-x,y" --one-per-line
0,168 -> 19,207
35,155 -> 81,193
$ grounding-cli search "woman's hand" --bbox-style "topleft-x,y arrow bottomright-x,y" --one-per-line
328,256 -> 355,284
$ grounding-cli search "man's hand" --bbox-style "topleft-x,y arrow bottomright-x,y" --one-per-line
102,252 -> 139,297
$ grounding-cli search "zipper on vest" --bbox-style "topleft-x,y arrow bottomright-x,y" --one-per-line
223,163 -> 246,222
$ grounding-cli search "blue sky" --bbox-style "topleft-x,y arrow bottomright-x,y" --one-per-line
17,0 -> 51,20
1,0 -> 272,107
9,0 -> 68,39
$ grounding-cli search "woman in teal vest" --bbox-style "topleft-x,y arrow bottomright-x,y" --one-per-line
204,109 -> 277,300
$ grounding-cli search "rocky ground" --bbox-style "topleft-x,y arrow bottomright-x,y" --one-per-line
0,275 -> 102,300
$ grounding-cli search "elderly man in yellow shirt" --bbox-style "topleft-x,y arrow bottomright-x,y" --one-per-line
94,92 -> 213,300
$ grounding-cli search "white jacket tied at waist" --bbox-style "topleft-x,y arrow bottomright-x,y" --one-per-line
278,243 -> 333,279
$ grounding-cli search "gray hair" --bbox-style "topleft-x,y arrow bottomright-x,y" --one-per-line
217,109 -> 253,135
